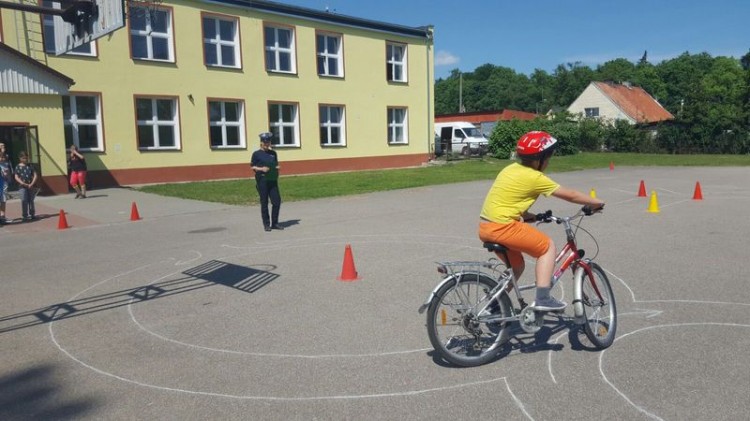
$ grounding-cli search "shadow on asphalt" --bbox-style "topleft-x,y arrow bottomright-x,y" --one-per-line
0,363 -> 99,419
0,261 -> 278,334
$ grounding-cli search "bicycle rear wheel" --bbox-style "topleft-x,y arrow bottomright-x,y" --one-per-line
426,272 -> 513,367
580,262 -> 617,348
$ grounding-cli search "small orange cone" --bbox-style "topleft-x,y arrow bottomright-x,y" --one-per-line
693,182 -> 703,200
130,202 -> 141,221
57,209 -> 69,230
609,161 -> 614,171
337,244 -> 360,281
638,180 -> 647,197
647,191 -> 660,213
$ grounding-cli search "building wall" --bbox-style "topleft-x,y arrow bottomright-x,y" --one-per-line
1,1 -> 434,192
567,83 -> 634,124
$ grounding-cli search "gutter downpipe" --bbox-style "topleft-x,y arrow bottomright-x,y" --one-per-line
425,26 -> 434,160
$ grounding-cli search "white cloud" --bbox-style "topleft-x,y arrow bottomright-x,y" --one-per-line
435,50 -> 460,66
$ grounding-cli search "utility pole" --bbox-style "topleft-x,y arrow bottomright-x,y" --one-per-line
459,72 -> 465,113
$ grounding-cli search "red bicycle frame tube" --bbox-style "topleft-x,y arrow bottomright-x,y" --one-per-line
552,238 -> 603,299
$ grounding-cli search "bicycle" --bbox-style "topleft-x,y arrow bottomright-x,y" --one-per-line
418,206 -> 617,367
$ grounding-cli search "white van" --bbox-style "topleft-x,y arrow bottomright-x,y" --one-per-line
434,122 -> 489,156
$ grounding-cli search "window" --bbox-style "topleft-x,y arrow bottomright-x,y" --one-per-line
268,102 -> 299,146
264,25 -> 295,73
319,105 -> 345,146
386,42 -> 407,82
208,100 -> 245,148
135,97 -> 180,150
202,14 -> 240,68
129,6 -> 174,62
63,94 -> 104,151
316,32 -> 343,77
387,107 -> 408,144
42,1 -> 95,56
585,107 -> 600,118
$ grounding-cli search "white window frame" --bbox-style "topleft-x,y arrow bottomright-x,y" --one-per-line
319,105 -> 345,146
386,42 -> 407,82
129,6 -> 174,62
63,94 -> 104,152
268,102 -> 299,147
387,107 -> 408,144
135,97 -> 181,150
42,0 -> 96,56
264,24 -> 296,73
202,14 -> 240,68
316,32 -> 343,77
585,107 -> 600,118
208,99 -> 246,149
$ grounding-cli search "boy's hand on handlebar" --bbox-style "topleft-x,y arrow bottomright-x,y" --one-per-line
535,210 -> 553,222
582,203 -> 605,216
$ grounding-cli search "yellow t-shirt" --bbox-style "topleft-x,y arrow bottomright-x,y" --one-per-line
480,162 -> 560,223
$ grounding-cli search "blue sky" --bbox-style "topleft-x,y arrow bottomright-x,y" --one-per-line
281,0 -> 750,79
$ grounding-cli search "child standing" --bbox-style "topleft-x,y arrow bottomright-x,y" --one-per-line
0,143 -> 10,224
68,145 -> 87,198
14,151 -> 38,222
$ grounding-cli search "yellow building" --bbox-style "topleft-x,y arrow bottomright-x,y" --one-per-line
0,0 -> 434,194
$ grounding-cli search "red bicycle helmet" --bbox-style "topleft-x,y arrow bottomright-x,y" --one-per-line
516,131 -> 558,160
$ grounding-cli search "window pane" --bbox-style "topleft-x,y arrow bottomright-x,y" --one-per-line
282,126 -> 294,144
320,127 -> 328,144
130,8 -> 146,31
281,105 -> 293,121
156,100 -> 173,120
203,18 -> 215,39
208,102 -> 221,121
136,99 -> 152,120
221,45 -> 235,66
327,37 -> 338,52
264,27 -> 274,45
279,53 -> 291,71
62,97 -> 71,118
131,36 -> 147,58
327,58 -> 337,75
331,127 -> 340,144
77,97 -> 97,119
151,10 -> 169,33
64,125 -> 74,148
316,35 -> 324,53
138,126 -> 154,147
224,103 -> 239,122
265,51 -> 276,70
330,107 -> 341,122
278,29 -> 291,48
205,46 -> 217,65
152,38 -> 169,60
210,126 -> 222,146
269,104 -> 279,121
219,20 -> 234,40
317,56 -> 325,74
158,126 -> 175,147
78,125 -> 98,149
226,127 -> 240,146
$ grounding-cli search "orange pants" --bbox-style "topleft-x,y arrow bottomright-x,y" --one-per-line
478,220 -> 552,269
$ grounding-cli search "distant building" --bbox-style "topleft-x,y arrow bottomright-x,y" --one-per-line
435,109 -> 538,136
567,81 -> 674,126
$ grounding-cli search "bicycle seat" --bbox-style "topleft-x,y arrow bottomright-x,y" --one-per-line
482,242 -> 508,253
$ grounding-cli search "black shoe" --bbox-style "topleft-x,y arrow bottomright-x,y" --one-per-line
271,224 -> 283,230
264,226 -> 272,232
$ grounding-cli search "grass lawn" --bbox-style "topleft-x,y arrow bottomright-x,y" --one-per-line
138,153 -> 750,206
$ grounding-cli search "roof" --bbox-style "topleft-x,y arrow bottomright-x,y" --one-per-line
435,109 -> 538,124
204,0 -> 433,39
0,43 -> 75,85
594,81 -> 674,124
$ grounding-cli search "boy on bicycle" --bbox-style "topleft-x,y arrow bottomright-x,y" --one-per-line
479,131 -> 604,311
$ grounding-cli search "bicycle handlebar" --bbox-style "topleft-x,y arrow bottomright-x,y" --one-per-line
536,204 -> 604,224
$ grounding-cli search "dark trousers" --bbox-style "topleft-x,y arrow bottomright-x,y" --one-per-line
256,178 -> 281,227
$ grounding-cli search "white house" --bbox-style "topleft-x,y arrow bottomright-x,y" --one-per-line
568,81 -> 674,125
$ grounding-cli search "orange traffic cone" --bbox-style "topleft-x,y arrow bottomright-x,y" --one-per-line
638,180 -> 647,197
337,244 -> 360,281
647,191 -> 660,213
130,202 -> 141,221
57,209 -> 69,230
609,161 -> 614,171
693,182 -> 703,200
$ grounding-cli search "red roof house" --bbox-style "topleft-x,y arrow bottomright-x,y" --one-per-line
567,81 -> 674,125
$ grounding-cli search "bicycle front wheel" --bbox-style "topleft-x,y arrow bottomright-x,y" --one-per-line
426,272 -> 513,367
579,262 -> 617,348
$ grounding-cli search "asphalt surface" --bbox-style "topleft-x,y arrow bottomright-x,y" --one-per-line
1,166 -> 749,420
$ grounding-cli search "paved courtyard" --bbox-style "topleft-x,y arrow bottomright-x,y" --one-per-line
1,166 -> 749,420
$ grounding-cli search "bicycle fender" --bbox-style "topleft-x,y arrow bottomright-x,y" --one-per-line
417,274 -> 460,314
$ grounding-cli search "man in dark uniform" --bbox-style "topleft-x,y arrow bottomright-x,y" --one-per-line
250,132 -> 282,231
